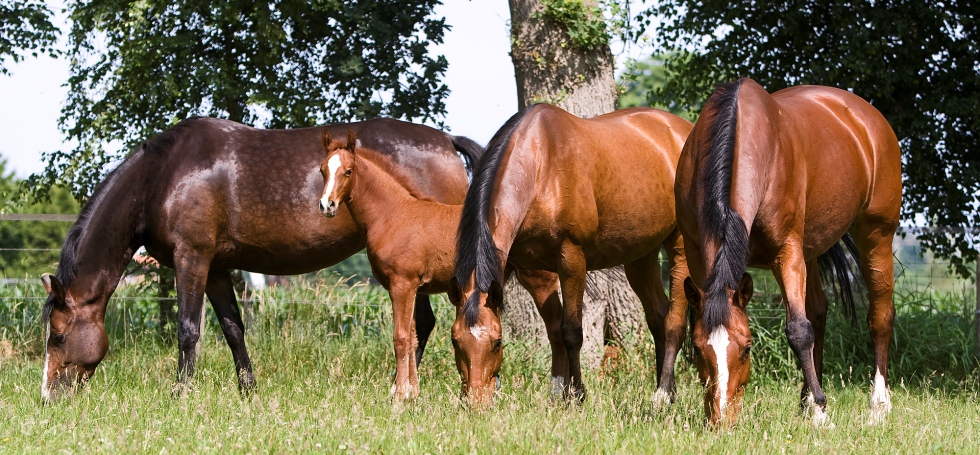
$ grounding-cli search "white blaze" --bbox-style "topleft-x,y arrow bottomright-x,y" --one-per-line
469,325 -> 487,341
707,326 -> 731,412
41,320 -> 51,400
320,155 -> 343,208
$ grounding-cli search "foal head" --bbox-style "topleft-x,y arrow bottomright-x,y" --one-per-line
685,273 -> 754,427
447,276 -> 504,407
40,273 -> 109,401
318,129 -> 357,217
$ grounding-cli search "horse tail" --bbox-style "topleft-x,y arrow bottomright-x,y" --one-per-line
817,233 -> 862,322
699,78 -> 751,332
455,105 -> 539,326
450,135 -> 485,175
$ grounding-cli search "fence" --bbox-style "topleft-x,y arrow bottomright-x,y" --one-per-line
2,216 -> 979,354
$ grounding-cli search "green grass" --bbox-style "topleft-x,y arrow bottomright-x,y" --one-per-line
1,278 -> 978,453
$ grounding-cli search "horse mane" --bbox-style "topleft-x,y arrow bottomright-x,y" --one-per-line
698,78 -> 750,332
45,119 -> 197,320
454,104 -> 538,326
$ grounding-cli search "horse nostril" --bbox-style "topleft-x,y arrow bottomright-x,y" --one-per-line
319,201 -> 325,212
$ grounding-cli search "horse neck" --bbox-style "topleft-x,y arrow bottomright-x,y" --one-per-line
65,162 -> 146,307
347,155 -> 460,238
485,135 -> 540,264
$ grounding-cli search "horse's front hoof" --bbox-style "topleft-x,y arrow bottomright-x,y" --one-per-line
650,388 -> 674,411
867,375 -> 892,425
803,394 -> 834,429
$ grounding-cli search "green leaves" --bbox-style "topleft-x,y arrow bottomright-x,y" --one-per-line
649,0 -> 980,275
0,0 -> 59,73
537,0 -> 610,50
41,0 -> 449,199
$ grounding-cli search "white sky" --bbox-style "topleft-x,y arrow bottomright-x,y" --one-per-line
0,0 -> 650,179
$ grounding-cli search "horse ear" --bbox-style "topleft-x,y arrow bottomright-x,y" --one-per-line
683,276 -> 702,309
41,273 -> 66,302
735,273 -> 753,308
448,277 -> 463,307
487,280 -> 503,310
346,129 -> 356,154
322,130 -> 332,154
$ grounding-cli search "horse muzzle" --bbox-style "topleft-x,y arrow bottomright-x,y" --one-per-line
319,200 -> 337,218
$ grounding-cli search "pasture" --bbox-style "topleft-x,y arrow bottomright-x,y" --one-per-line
1,274 -> 978,453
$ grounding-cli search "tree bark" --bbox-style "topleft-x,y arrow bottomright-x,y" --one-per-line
504,0 -> 644,368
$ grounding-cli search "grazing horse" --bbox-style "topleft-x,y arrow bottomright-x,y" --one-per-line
675,78 -> 902,427
317,130 -> 559,403
39,117 -> 483,401
449,104 -> 693,405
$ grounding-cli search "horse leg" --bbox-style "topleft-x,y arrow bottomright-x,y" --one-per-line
557,242 -> 588,403
205,269 -> 256,395
414,294 -> 435,368
853,222 -> 897,423
802,260 -> 829,401
772,236 -> 831,427
389,279 -> 420,403
514,269 -> 567,399
173,249 -> 213,395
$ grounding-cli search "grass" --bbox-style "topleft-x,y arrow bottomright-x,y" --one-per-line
1,277 -> 978,453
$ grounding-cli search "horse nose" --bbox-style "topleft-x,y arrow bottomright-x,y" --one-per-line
319,200 -> 326,212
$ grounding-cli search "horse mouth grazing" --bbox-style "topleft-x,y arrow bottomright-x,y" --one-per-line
41,365 -> 92,402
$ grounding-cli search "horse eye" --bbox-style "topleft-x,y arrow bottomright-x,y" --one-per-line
344,169 -> 352,176
491,339 -> 503,353
743,345 -> 752,358
52,333 -> 66,344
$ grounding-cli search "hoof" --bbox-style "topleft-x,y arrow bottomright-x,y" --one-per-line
171,382 -> 192,399
804,394 -> 834,429
650,389 -> 673,411
867,370 -> 892,425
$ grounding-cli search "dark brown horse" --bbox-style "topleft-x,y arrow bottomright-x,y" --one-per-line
317,130 -> 558,403
449,104 -> 693,405
39,117 -> 483,401
675,78 -> 902,427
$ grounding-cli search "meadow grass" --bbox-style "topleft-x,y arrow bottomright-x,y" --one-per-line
1,278 -> 978,453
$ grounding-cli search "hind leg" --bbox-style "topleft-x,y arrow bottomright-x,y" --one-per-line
853,222 -> 897,423
801,260 -> 828,403
206,269 -> 256,394
515,269 -> 567,398
557,242 -> 588,402
414,294 -> 436,367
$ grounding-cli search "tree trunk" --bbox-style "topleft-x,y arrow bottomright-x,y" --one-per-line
504,0 -> 644,368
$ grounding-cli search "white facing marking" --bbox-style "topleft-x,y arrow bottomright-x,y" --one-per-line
869,368 -> 892,422
41,320 -> 50,400
320,155 -> 343,208
469,325 -> 487,341
707,326 -> 730,412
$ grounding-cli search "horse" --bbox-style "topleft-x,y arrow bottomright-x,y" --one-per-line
449,104 -> 694,406
316,130 -> 560,403
674,78 -> 902,427
39,116 -> 483,401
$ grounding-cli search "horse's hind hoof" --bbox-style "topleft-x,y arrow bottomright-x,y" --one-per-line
650,389 -> 674,411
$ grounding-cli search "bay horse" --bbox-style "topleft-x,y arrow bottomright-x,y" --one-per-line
675,78 -> 902,427
449,104 -> 693,405
39,117 -> 483,401
317,130 -> 559,403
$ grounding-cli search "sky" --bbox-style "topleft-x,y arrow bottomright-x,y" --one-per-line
0,1 -> 650,179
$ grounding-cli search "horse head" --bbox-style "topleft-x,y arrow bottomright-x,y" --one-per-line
318,129 -> 357,217
685,273 -> 754,427
40,273 -> 109,402
448,276 -> 503,408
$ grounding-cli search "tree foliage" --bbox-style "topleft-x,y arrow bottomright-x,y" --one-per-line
616,55 -> 694,120
647,0 -> 980,274
0,0 -> 58,73
33,0 -> 449,199
0,158 -> 79,277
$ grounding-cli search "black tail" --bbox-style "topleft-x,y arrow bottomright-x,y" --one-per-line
451,135 -> 485,175
816,233 -> 862,322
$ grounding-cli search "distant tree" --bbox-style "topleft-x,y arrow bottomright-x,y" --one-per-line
0,0 -> 58,74
647,0 -> 980,275
616,55 -> 694,120
30,0 -> 450,199
0,158 -> 79,277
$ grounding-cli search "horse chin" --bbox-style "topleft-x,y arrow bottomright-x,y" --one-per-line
41,368 -> 90,403
463,379 -> 498,410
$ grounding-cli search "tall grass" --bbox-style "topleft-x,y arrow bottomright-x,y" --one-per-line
0,277 -> 977,453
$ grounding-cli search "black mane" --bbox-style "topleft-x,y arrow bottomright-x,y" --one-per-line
699,79 -> 750,331
45,119 -> 195,319
454,105 -> 538,326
